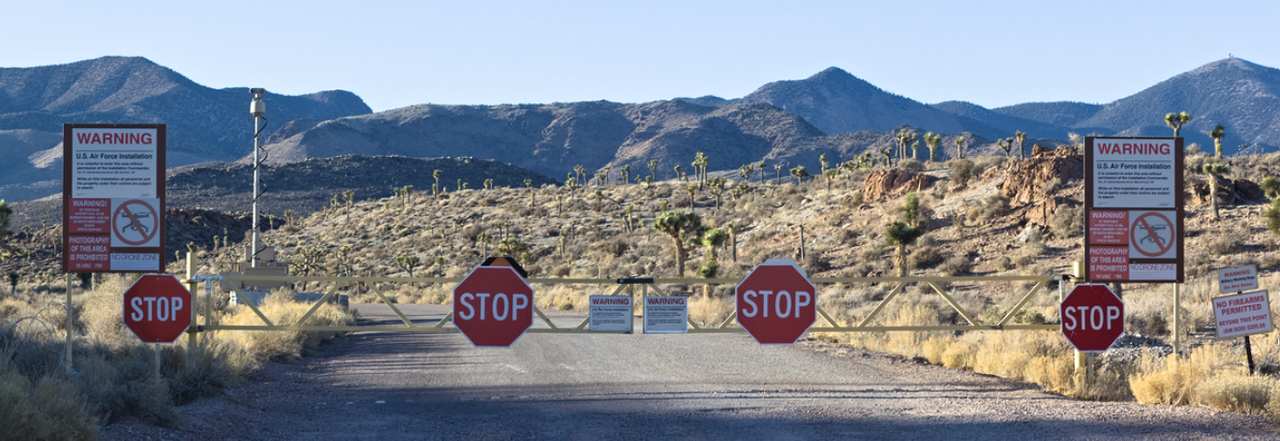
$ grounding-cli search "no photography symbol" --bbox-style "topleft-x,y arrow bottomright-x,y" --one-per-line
113,199 -> 159,246
1130,212 -> 1174,257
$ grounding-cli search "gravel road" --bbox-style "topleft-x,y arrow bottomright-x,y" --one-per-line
101,303 -> 1280,440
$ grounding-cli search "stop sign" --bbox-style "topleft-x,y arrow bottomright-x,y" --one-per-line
123,275 -> 192,344
453,266 -> 534,347
1061,284 -> 1125,352
736,258 -> 816,345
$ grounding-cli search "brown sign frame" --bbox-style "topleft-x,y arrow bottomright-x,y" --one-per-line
62,124 -> 167,274
1083,136 -> 1184,283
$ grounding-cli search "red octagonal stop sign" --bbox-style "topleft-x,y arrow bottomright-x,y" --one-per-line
1061,284 -> 1125,352
123,275 -> 192,344
453,266 -> 534,347
736,258 -> 816,345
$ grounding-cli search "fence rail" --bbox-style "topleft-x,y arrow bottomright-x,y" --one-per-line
184,272 -> 1063,334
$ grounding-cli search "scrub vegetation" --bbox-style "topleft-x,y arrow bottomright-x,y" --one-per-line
8,141 -> 1280,436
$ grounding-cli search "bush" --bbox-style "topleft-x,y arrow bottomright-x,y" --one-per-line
907,245 -> 944,269
938,256 -> 972,276
1050,204 -> 1085,238
949,159 -> 975,186
1196,376 -> 1275,416
898,158 -> 924,172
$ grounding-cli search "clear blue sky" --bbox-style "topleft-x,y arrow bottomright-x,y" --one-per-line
4,1 -> 1277,113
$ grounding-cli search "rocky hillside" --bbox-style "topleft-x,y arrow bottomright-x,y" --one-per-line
0,56 -> 372,201
259,99 -> 1012,182
6,155 -> 556,230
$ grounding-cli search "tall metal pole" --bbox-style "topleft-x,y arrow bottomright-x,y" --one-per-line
250,89 -> 266,268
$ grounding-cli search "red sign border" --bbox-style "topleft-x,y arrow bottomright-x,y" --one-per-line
61,124 -> 167,274
122,274 -> 192,344
1083,136 -> 1184,283
451,266 -> 535,348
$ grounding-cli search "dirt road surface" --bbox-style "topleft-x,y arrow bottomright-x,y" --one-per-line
101,303 -> 1280,440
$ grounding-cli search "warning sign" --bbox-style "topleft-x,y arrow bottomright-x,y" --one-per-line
62,124 -> 166,274
1084,137 -> 1183,283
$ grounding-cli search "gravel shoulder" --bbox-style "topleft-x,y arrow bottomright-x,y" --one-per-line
100,303 -> 1280,440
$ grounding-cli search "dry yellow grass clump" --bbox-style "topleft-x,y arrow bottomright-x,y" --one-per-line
0,273 -> 356,438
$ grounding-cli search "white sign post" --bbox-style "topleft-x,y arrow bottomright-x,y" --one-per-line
589,296 -> 633,333
643,296 -> 688,333
62,124 -> 166,273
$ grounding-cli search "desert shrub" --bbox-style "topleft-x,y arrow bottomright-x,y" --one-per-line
689,295 -> 732,327
907,245 -> 944,269
1050,204 -> 1085,238
1196,375 -> 1275,416
994,256 -> 1014,271
977,193 -> 1011,219
938,256 -> 972,276
1204,225 -> 1247,257
1041,178 -> 1062,194
948,159 -> 975,185
222,293 -> 356,361
1129,344 -> 1230,405
898,158 -> 924,172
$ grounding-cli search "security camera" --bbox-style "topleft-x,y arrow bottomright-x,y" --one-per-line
250,88 -> 266,94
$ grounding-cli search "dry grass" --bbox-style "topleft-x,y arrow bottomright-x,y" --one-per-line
221,290 -> 356,361
0,272 -> 355,437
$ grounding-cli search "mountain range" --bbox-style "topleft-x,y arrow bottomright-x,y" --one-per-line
3,56 -> 1279,203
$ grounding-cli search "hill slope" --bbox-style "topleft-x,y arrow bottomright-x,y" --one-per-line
0,56 -> 372,200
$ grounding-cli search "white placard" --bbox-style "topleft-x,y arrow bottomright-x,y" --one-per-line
1090,138 -> 1177,209
1212,291 -> 1273,339
589,295 -> 633,333
70,127 -> 160,198
643,296 -> 687,333
1217,265 -> 1259,294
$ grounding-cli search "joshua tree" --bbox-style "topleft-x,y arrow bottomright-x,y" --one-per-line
758,161 -> 767,184
925,132 -> 942,162
911,141 -> 920,160
433,170 -> 443,195
790,165 -> 809,185
394,253 -> 421,277
283,209 -> 296,225
819,154 -> 829,175
674,165 -> 686,182
739,164 -> 755,183
895,128 -> 917,163
476,232 -> 492,256
8,271 -> 19,296
652,211 -> 703,278
707,177 -> 727,210
697,227 -> 729,295
686,185 -> 698,210
1015,130 -> 1027,159
574,165 -> 587,186
823,169 -> 838,194
954,136 -> 966,159
648,159 -> 658,181
1165,111 -> 1192,138
997,138 -> 1012,158
621,164 -> 631,185
1210,123 -> 1225,157
885,221 -> 924,277
1202,162 -> 1231,219
524,179 -> 535,206
0,199 -> 14,260
774,164 -> 784,184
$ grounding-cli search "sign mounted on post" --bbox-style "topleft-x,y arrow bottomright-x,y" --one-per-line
1217,265 -> 1259,294
735,258 -> 816,345
1212,291 -> 1273,339
123,275 -> 192,344
452,266 -> 533,347
62,124 -> 166,273
1084,137 -> 1183,283
1061,284 -> 1126,352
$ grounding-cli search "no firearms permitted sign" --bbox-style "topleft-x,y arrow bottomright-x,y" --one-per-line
1084,137 -> 1184,283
